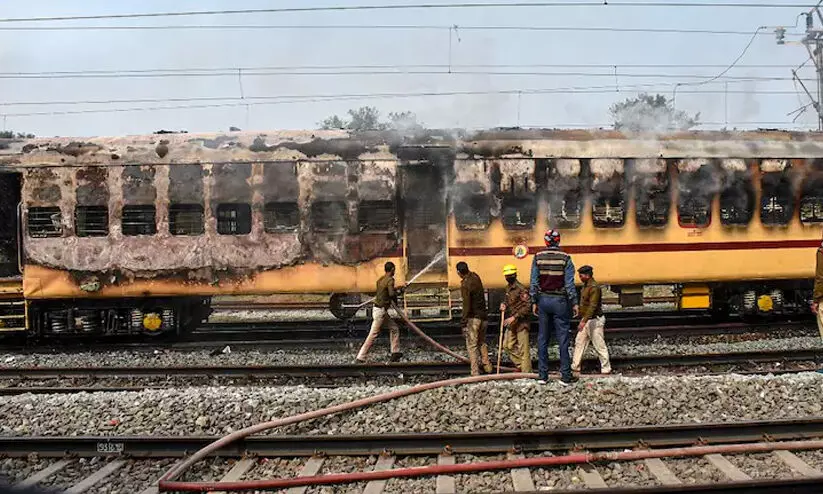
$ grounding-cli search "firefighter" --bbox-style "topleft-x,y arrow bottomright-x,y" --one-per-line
457,261 -> 493,375
356,261 -> 404,363
571,265 -> 611,375
529,229 -> 579,385
500,264 -> 533,373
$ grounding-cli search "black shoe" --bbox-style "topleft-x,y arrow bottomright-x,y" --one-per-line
355,358 -> 367,364
389,352 -> 403,362
558,375 -> 579,386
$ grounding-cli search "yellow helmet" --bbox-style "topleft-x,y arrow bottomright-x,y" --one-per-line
502,264 -> 518,276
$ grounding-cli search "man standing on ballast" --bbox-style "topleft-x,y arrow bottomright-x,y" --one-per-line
530,229 -> 579,386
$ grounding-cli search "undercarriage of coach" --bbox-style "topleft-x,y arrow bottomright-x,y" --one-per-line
27,297 -> 212,337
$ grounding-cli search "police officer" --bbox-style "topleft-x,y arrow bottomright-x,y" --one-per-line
500,264 -> 533,373
571,265 -> 611,375
356,261 -> 404,363
529,229 -> 579,385
457,261 -> 493,376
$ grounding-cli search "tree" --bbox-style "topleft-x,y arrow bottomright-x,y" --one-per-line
319,106 -> 423,131
609,93 -> 699,132
0,130 -> 34,138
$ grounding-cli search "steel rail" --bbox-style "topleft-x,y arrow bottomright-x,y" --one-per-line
1,348 -> 819,379
2,417 -> 823,458
539,478 -> 823,493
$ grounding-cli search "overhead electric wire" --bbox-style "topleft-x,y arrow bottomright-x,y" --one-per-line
0,23 -> 787,35
0,2 -> 813,24
0,86 -> 812,118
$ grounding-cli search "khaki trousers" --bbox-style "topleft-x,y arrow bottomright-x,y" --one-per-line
817,304 -> 823,340
502,323 -> 532,372
465,318 -> 493,376
571,315 -> 611,374
356,306 -> 400,360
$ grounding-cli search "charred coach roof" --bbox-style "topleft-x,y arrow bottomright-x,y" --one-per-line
3,129 -> 823,167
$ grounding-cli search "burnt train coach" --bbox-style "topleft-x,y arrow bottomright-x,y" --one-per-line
0,129 -> 821,337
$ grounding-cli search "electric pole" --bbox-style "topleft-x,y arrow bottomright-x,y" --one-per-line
778,3 -> 823,130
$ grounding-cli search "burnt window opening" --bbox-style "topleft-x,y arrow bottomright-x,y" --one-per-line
311,201 -> 348,232
358,200 -> 397,232
217,203 -> 252,235
454,194 -> 491,230
677,168 -> 715,228
719,173 -> 755,226
760,173 -> 794,225
170,204 -> 205,236
122,205 -> 157,236
75,206 -> 109,237
548,191 -> 582,229
501,196 -> 537,230
27,207 -> 62,238
635,175 -> 670,227
264,202 -> 300,233
800,174 -> 823,224
405,196 -> 445,229
591,176 -> 626,228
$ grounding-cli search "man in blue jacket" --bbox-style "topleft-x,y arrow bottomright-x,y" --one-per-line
530,229 -> 579,385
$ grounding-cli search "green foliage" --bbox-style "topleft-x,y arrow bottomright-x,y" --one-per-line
319,106 -> 423,131
609,93 -> 700,132
0,130 -> 35,138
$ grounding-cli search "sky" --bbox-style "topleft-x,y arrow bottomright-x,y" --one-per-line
0,0 -> 820,137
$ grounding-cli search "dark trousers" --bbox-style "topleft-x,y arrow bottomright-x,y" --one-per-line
536,294 -> 572,380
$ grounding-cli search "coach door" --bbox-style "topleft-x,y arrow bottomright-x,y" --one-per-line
400,160 -> 451,321
0,171 -> 25,332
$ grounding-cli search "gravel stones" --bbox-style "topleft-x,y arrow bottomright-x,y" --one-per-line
1,373 -> 821,437
88,458 -> 176,494
0,455 -> 51,484
454,454 -> 513,493
664,457 -> 728,484
725,452 -> 798,479
384,456 -> 435,494
600,461 -> 658,487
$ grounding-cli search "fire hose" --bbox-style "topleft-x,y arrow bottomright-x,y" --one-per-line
161,439 -> 823,491
159,304 -> 525,490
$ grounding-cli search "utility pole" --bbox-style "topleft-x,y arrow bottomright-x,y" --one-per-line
778,3 -> 823,130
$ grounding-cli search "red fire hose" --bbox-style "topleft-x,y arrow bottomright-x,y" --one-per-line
158,304 -> 525,490
160,439 -> 823,491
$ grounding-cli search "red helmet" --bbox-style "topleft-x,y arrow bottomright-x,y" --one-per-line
544,229 -> 561,247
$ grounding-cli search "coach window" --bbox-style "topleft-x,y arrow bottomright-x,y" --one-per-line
311,201 -> 348,232
122,205 -> 157,236
27,207 -> 62,238
635,175 -> 670,227
358,200 -> 397,232
264,202 -> 300,232
217,203 -> 252,235
677,166 -> 714,228
760,172 -> 794,226
800,179 -> 823,224
454,194 -> 491,230
75,206 -> 109,237
591,176 -> 626,228
501,196 -> 537,230
170,204 -> 205,235
719,172 -> 755,226
548,190 -> 582,229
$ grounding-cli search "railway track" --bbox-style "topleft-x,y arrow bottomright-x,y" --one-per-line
3,418 -> 823,492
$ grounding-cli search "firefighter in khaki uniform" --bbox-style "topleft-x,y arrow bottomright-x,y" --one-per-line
812,243 -> 823,373
500,264 -> 533,372
457,261 -> 493,376
571,265 -> 611,375
356,262 -> 405,363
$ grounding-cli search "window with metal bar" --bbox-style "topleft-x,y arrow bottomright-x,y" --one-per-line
264,202 -> 300,233
760,173 -> 794,226
311,201 -> 348,232
75,206 -> 109,237
719,173 -> 754,226
358,200 -> 397,232
170,204 -> 204,236
122,205 -> 157,236
635,175 -> 670,227
454,195 -> 491,230
27,207 -> 62,238
501,197 -> 537,230
677,169 -> 714,228
217,203 -> 252,235
548,191 -> 582,229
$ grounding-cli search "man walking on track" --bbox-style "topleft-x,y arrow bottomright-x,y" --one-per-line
530,229 -> 579,385
571,265 -> 611,375
813,240 -> 823,373
356,262 -> 404,363
500,264 -> 533,372
457,261 -> 493,375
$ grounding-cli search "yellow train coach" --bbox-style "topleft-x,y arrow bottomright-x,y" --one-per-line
0,128 -> 820,337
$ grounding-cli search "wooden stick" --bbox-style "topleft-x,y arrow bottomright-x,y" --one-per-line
496,311 -> 506,374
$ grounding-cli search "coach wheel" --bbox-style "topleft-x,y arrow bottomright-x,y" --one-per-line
330,293 -> 362,320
